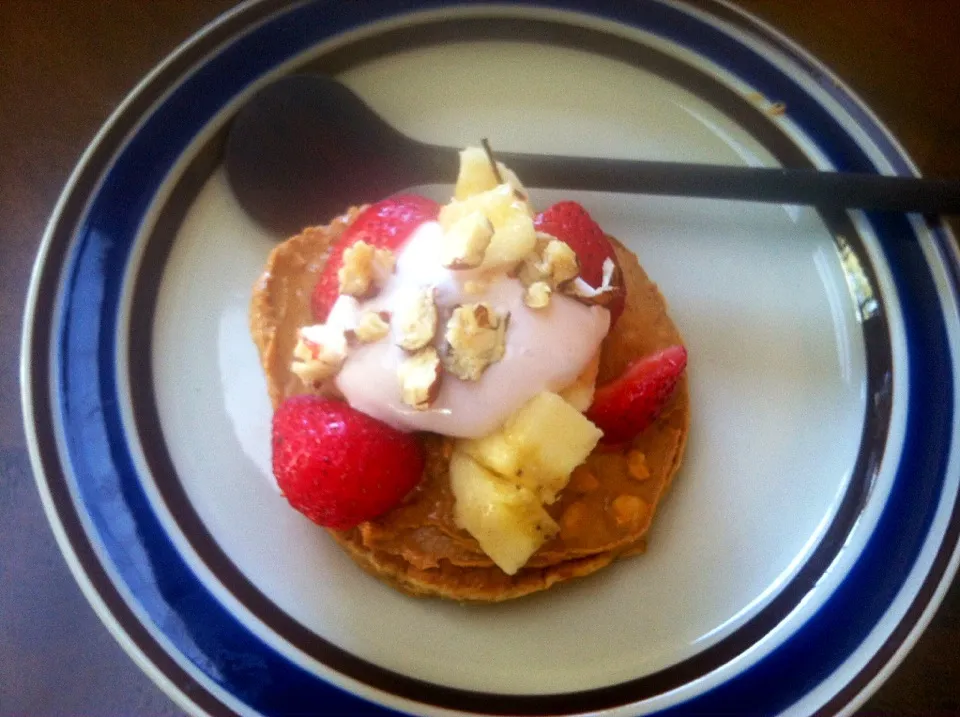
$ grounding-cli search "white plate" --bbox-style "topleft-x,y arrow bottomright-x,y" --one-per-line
22,2 -> 960,716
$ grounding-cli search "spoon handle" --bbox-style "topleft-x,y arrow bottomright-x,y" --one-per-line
485,150 -> 960,214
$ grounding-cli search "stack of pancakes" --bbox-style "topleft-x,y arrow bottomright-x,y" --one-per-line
250,208 -> 689,601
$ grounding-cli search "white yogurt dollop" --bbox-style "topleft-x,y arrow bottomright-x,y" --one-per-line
327,221 -> 609,438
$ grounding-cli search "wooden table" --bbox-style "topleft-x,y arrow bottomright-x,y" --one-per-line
1,1 -> 958,715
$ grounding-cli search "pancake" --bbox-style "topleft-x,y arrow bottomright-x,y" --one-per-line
250,209 -> 690,601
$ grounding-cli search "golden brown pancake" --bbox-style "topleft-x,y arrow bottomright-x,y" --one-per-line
249,209 -> 689,601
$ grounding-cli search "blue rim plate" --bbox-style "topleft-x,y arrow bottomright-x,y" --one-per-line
21,1 -> 960,716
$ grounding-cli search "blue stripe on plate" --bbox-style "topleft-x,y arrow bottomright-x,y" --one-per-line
51,1 -> 955,715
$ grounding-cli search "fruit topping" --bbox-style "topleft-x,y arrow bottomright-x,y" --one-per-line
348,310 -> 391,344
272,396 -> 425,529
439,184 -> 536,271
564,257 -> 624,307
290,324 -> 348,385
264,141 -> 684,582
440,210 -> 494,269
449,451 -> 558,575
518,234 -> 580,288
454,145 -> 529,202
337,240 -> 395,298
443,302 -> 509,381
312,194 -> 440,321
557,353 -> 600,412
459,391 -> 602,504
586,345 -> 688,445
523,281 -> 552,309
534,201 -> 625,325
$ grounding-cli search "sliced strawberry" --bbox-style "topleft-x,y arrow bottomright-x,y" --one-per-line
586,345 -> 687,445
311,194 -> 440,321
534,201 -> 625,325
272,396 -> 425,529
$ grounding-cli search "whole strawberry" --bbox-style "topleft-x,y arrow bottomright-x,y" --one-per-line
312,194 -> 440,321
534,201 -> 625,326
586,345 -> 687,445
272,396 -> 425,529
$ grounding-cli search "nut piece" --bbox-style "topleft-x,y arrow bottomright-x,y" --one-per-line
350,310 -> 391,344
444,302 -> 509,381
626,450 -> 650,481
290,324 -> 348,386
517,234 -> 550,286
337,241 -> 396,298
394,287 -> 438,352
370,246 -> 397,284
398,347 -> 443,410
540,239 -> 581,285
438,184 -> 536,271
565,277 -> 620,305
601,256 -> 618,286
524,281 -> 552,309
441,210 -> 494,269
518,235 -> 580,288
563,258 -> 624,307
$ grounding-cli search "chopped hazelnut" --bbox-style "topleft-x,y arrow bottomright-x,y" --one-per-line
601,256 -> 618,287
517,235 -> 580,288
563,274 -> 624,307
337,241 -> 395,298
398,347 -> 443,410
290,324 -> 347,386
371,247 -> 396,285
541,239 -> 580,285
441,210 -> 494,269
524,281 -> 552,309
517,259 -> 543,286
394,287 -> 438,352
351,310 -> 391,343
562,257 -> 624,306
443,302 -> 509,380
517,233 -> 551,285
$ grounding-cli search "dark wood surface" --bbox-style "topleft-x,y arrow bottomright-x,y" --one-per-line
1,1 -> 958,715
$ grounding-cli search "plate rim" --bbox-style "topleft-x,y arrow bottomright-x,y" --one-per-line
20,1 -> 960,716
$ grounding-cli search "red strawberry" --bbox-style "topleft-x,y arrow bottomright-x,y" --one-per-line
534,201 -> 625,326
586,345 -> 687,445
272,396 -> 425,529
311,194 -> 440,321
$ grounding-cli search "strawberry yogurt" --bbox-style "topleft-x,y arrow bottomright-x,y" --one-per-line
324,220 -> 610,437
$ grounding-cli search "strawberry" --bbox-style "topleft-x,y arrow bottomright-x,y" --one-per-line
534,201 -> 625,326
272,396 -> 425,529
311,194 -> 440,321
586,345 -> 687,445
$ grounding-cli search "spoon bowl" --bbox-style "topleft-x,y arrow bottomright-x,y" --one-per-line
225,75 -> 455,234
225,74 -> 960,235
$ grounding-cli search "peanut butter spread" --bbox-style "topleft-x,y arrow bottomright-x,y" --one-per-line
250,210 -> 689,601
